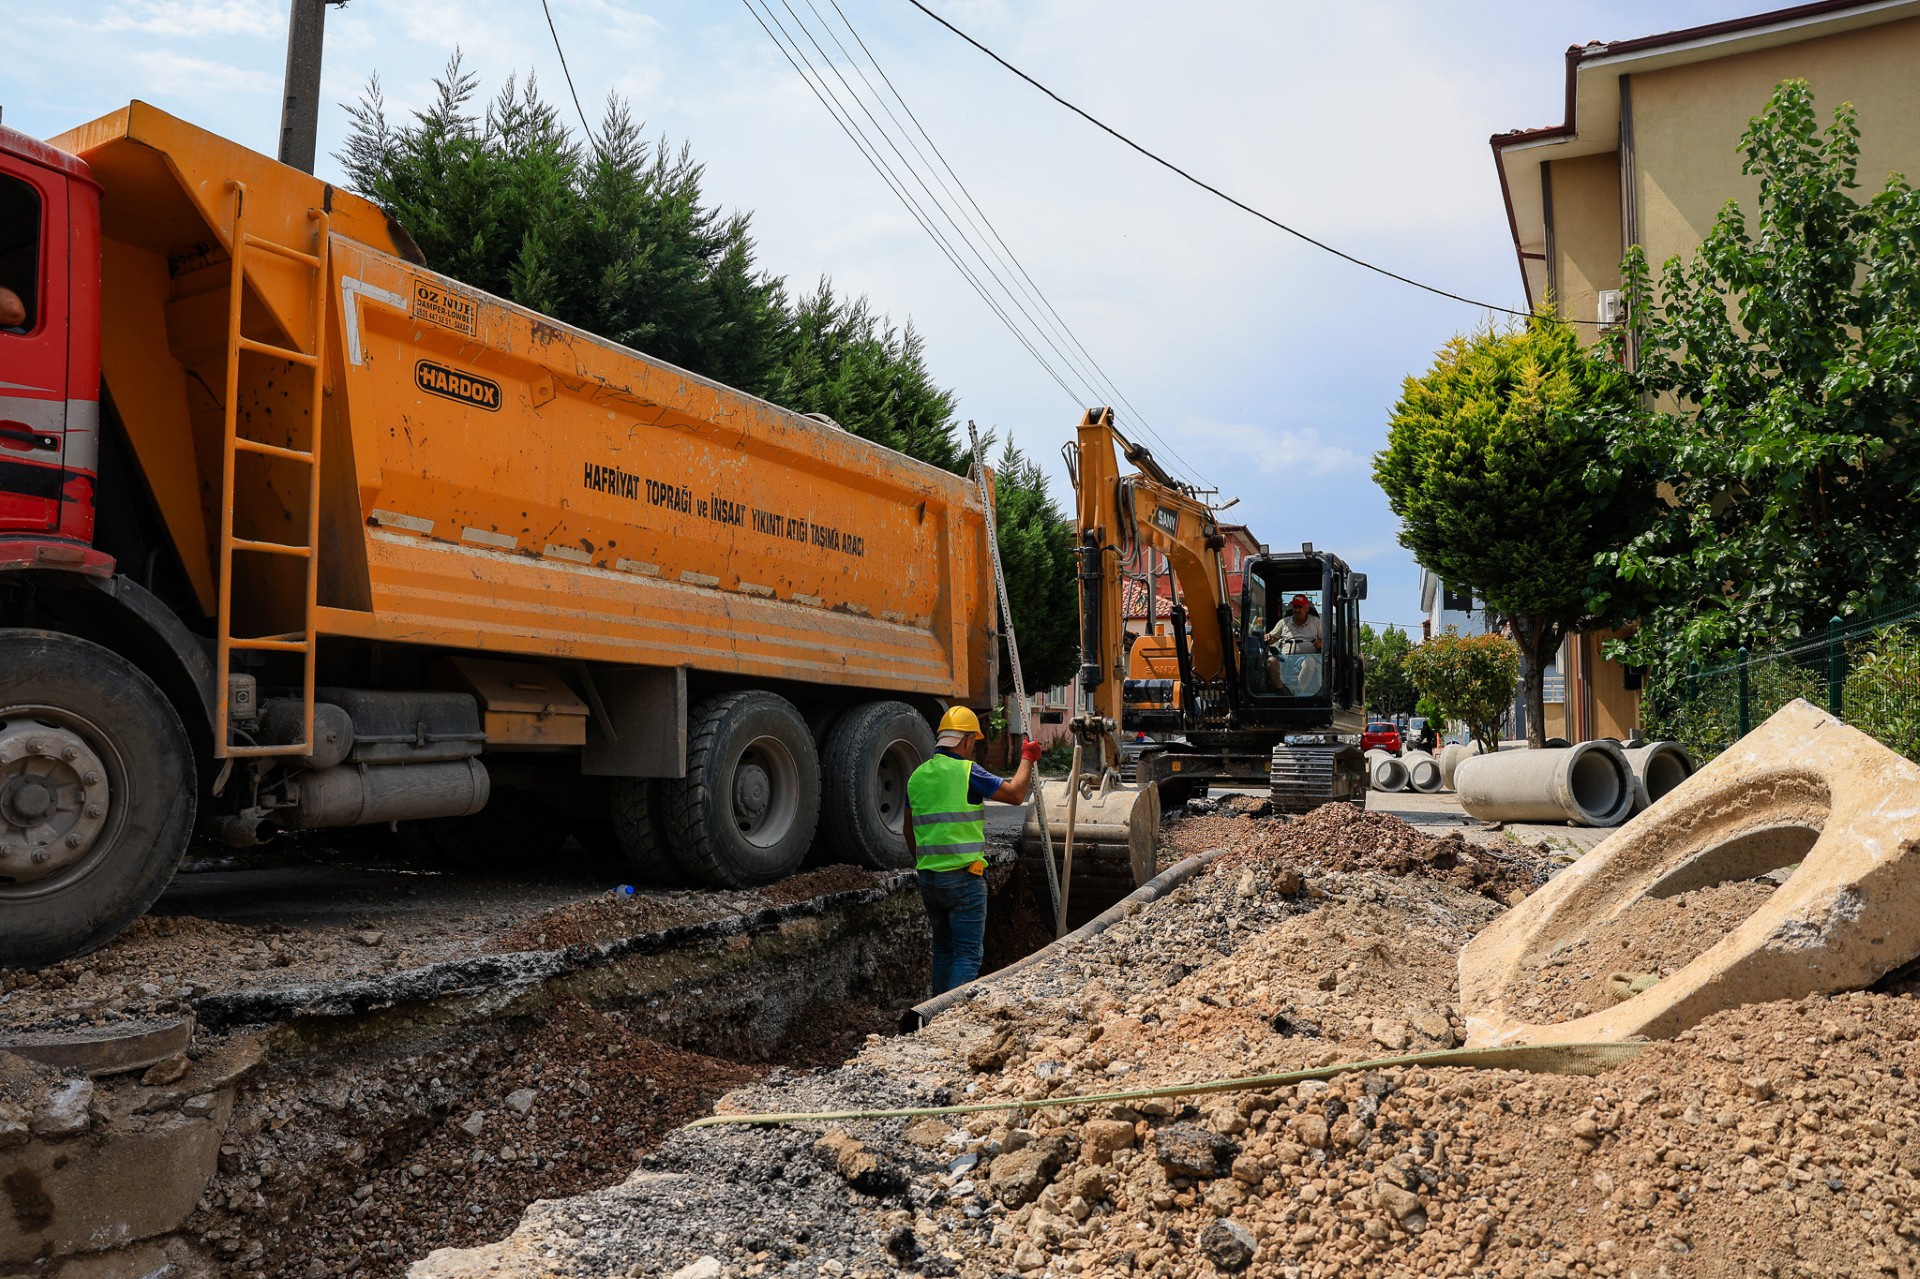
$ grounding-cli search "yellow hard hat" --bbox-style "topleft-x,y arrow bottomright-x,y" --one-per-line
937,706 -> 983,736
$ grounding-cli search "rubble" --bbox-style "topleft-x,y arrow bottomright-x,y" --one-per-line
410,798 -> 1920,1279
1178,797 -> 1553,902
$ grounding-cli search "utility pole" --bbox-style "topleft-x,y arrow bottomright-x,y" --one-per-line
278,0 -> 347,173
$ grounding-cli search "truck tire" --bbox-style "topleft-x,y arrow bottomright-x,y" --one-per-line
663,691 -> 820,887
607,778 -> 691,885
819,700 -> 933,870
0,630 -> 196,967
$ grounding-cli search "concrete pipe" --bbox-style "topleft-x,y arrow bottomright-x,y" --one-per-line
1459,700 -> 1920,1047
1400,750 -> 1443,793
1365,749 -> 1408,792
1622,740 -> 1694,812
1438,741 -> 1481,791
1454,739 -> 1634,827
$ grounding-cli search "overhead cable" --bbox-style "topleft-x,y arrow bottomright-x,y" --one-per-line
818,0 -> 1213,488
747,0 -> 1220,491
774,0 -> 1104,408
537,0 -> 599,148
740,0 -> 1086,405
905,0 -> 1571,324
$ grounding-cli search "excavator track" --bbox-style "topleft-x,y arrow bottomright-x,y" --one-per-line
1270,742 -> 1368,814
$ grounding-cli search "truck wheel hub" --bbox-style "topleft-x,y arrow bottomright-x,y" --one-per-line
735,765 -> 772,823
0,718 -> 111,885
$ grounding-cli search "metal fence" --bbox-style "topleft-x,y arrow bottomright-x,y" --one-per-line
1648,592 -> 1920,764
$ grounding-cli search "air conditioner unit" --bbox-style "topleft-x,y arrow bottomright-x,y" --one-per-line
1597,290 -> 1625,325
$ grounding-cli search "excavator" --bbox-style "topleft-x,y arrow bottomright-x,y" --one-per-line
1020,408 -> 1369,923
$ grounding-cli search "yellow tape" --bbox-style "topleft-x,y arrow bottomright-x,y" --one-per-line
685,1040 -> 1648,1129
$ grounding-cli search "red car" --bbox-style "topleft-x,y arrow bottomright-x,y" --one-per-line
1362,720 -> 1403,754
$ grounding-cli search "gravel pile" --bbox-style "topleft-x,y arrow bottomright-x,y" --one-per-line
1514,880 -> 1782,1025
412,805 -> 1920,1279
1175,800 -> 1551,903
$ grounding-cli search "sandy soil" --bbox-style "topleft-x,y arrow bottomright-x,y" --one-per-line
406,802 -> 1920,1279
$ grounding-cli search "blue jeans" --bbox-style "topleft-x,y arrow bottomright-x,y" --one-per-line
917,867 -> 987,995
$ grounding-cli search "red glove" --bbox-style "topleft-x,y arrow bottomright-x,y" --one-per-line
1021,738 -> 1044,763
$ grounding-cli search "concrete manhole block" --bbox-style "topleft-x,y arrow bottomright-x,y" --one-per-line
0,1016 -> 194,1077
1460,700 -> 1920,1046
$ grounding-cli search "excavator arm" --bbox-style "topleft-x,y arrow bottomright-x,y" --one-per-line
1064,406 -> 1240,757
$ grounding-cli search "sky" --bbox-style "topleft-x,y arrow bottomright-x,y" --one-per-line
6,0 -> 1781,633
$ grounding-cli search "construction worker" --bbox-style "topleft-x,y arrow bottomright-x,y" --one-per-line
1264,593 -> 1325,695
905,706 -> 1041,995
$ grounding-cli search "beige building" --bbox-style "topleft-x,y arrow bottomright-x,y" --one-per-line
1490,0 -> 1920,741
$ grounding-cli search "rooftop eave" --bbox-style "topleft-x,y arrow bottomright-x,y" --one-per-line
1489,0 -> 1920,307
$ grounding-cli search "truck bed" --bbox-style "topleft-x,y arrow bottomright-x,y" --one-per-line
52,103 -> 994,702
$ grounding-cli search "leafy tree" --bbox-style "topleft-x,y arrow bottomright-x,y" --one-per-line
1607,79 -> 1920,663
1404,630 -> 1521,752
1359,623 -> 1416,718
1845,626 -> 1920,763
1375,314 -> 1648,746
340,55 -> 789,395
987,436 -> 1078,694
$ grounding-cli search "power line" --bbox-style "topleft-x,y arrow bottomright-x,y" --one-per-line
538,0 -> 598,148
748,0 -> 1220,493
774,0 -> 1104,407
740,0 -> 1086,406
800,1 -> 1113,417
817,0 -> 1213,488
905,0 -> 1564,324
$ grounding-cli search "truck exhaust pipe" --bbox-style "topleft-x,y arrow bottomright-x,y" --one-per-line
284,759 -> 491,829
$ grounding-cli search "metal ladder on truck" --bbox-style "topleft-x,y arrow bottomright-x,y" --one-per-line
212,180 -> 331,761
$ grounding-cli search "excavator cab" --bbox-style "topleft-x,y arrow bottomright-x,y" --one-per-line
1238,548 -> 1366,728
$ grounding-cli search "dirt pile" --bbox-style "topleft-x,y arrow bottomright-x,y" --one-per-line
1514,880 -> 1783,1025
412,818 -> 1920,1279
929,982 -> 1920,1279
1174,799 -> 1550,903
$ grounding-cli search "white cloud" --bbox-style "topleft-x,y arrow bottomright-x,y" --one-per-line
125,49 -> 276,97
94,0 -> 278,36
1176,419 -> 1369,482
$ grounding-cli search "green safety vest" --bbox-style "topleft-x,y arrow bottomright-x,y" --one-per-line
908,753 -> 987,872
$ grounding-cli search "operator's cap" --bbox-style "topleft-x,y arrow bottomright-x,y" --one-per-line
1291,593 -> 1311,608
936,705 -> 982,745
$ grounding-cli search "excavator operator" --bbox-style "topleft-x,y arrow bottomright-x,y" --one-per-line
1264,593 -> 1325,695
905,706 -> 1040,995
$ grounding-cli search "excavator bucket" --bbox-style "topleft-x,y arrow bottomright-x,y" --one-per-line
1017,780 -> 1162,928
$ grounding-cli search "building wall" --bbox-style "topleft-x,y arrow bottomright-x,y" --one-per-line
1525,14 -> 1920,742
1545,151 -> 1621,327
1631,18 -> 1920,278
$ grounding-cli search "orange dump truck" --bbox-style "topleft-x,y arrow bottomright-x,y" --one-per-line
0,103 -> 997,966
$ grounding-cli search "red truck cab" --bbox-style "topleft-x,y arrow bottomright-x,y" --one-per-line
0,124 -> 110,571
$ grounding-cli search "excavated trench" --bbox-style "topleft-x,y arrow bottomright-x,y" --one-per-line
2,852 -> 1061,1279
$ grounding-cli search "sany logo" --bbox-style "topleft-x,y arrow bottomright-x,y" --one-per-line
1152,506 -> 1179,534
